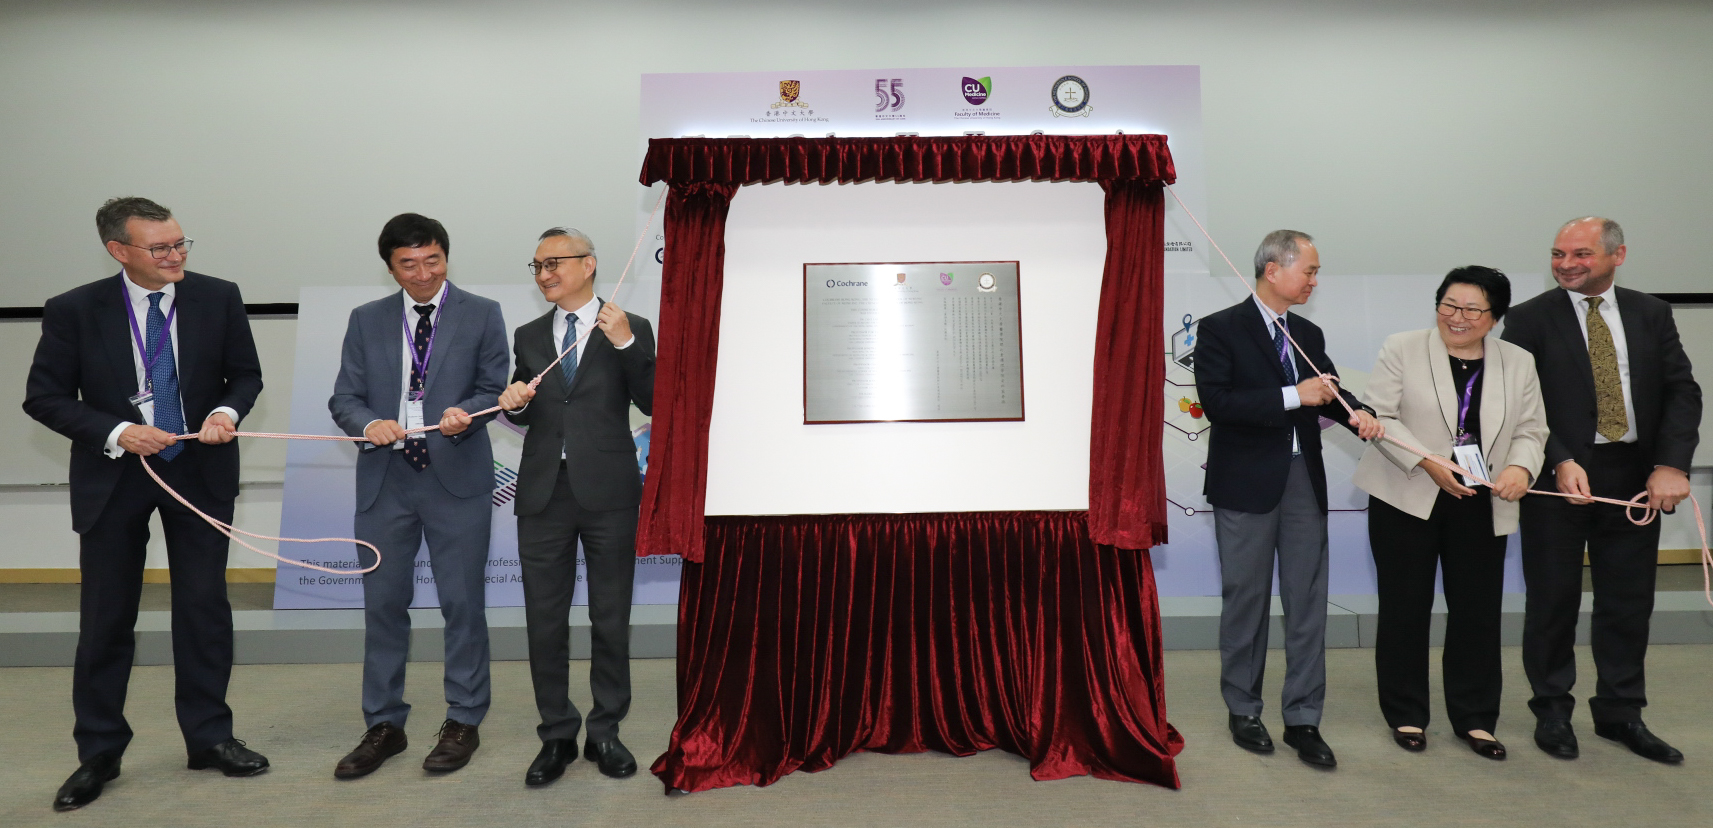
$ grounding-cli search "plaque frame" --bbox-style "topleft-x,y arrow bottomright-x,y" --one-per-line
801,260 -> 1026,425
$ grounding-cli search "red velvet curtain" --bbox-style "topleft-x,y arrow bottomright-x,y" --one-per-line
651,512 -> 1184,792
1087,181 -> 1170,548
635,135 -> 1175,560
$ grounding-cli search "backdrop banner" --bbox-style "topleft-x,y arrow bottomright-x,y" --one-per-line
271,285 -> 681,609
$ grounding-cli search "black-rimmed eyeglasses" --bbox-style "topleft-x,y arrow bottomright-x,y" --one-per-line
123,239 -> 194,259
529,255 -> 589,276
1436,302 -> 1491,320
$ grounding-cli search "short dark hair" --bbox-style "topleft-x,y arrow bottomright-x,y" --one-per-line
377,213 -> 450,263
96,197 -> 173,245
1435,266 -> 1512,322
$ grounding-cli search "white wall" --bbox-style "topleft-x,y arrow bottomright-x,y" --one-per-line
4,0 -> 1711,568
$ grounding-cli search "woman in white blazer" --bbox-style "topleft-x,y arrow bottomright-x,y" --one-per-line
1354,266 -> 1547,760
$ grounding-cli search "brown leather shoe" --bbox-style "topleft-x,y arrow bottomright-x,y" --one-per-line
422,719 -> 480,772
334,722 -> 407,779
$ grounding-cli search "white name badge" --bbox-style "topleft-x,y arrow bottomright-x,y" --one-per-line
128,390 -> 155,426
405,399 -> 425,434
1451,443 -> 1490,488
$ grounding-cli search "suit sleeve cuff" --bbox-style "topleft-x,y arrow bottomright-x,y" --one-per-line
104,422 -> 133,458
1281,386 -> 1302,411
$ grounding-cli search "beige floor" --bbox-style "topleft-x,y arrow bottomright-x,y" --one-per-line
2,645 -> 1710,827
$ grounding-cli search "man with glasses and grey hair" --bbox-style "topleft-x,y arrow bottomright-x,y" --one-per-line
497,227 -> 655,786
1501,217 -> 1700,763
1194,229 -> 1383,768
25,197 -> 266,811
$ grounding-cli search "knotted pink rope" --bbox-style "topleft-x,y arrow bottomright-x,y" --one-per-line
143,190 -> 668,576
1163,183 -> 1712,606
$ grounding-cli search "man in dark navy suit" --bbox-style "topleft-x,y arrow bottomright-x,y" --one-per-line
1195,229 -> 1382,768
24,197 -> 267,811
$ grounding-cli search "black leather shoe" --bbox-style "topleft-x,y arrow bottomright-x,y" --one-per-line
584,737 -> 638,778
335,722 -> 408,779
1228,714 -> 1274,753
1534,719 -> 1579,759
187,738 -> 270,777
1282,725 -> 1337,768
1391,727 -> 1427,752
1594,722 -> 1683,763
526,739 -> 577,786
52,751 -> 121,812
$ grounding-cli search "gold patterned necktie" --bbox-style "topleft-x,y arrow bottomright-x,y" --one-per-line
1584,296 -> 1628,441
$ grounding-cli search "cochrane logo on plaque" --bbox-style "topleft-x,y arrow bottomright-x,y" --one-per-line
825,278 -> 868,288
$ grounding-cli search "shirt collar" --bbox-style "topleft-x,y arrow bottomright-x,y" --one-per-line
1252,293 -> 1287,328
401,282 -> 448,314
558,295 -> 602,325
1565,282 -> 1617,309
120,270 -> 177,305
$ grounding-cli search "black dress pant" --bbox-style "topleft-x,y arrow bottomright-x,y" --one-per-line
518,463 -> 638,743
1521,442 -> 1659,724
1369,491 -> 1507,735
73,453 -> 236,761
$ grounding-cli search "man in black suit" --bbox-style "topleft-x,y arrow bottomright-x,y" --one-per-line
1195,229 -> 1382,768
497,227 -> 655,786
23,197 -> 268,812
1501,217 -> 1701,763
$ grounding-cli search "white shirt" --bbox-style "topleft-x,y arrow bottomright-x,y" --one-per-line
103,272 -> 241,458
1566,285 -> 1638,444
365,283 -> 447,450
1253,294 -> 1302,455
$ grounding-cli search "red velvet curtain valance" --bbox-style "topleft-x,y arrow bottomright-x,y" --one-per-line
640,134 -> 1176,187
635,134 -> 1174,562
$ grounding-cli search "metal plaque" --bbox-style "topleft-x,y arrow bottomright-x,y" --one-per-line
804,262 -> 1023,423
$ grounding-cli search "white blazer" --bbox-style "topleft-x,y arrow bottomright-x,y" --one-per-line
1353,329 -> 1548,536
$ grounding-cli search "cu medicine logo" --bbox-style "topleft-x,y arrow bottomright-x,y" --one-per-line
961,76 -> 992,106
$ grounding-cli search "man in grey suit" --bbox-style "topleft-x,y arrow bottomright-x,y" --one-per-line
327,213 -> 509,779
497,227 -> 654,786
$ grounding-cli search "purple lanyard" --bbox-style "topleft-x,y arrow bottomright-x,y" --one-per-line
122,284 -> 177,391
1455,367 -> 1483,442
401,285 -> 446,390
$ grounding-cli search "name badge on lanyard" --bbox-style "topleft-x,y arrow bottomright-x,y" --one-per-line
1451,367 -> 1487,487
122,283 -> 176,423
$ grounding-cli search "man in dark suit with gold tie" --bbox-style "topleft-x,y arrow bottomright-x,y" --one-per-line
1501,217 -> 1701,763
24,197 -> 267,811
497,227 -> 655,786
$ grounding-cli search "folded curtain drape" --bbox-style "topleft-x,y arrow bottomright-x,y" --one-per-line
651,511 -> 1184,792
634,135 -> 1175,561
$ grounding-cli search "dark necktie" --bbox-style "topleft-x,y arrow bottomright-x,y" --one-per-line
1272,318 -> 1296,384
148,292 -> 185,461
403,303 -> 435,471
560,312 -> 580,390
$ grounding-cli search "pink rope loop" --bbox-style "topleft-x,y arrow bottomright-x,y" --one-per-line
1163,182 -> 1711,608
149,189 -> 670,575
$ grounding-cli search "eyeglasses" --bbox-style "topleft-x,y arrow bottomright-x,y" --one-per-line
123,239 -> 194,259
528,254 -> 589,276
1436,302 -> 1491,320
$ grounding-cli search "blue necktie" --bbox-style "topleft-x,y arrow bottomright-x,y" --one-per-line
1273,319 -> 1296,384
147,292 -> 185,461
560,312 -> 579,390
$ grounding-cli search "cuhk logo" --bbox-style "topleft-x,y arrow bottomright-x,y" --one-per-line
940,272 -> 953,285
961,76 -> 991,106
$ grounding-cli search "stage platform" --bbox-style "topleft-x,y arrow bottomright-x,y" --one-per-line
3,575 -> 1709,667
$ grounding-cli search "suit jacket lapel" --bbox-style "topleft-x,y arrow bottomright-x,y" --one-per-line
1548,290 -> 1597,400
1479,335 -> 1507,455
565,298 -> 609,397
173,280 -> 202,406
423,284 -> 463,393
1427,330 -> 1460,439
99,274 -> 140,400
526,308 -> 567,399
1238,299 -> 1291,385
378,291 -> 405,420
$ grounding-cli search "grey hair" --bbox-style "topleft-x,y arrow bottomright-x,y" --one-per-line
1559,216 -> 1624,255
1253,229 -> 1314,279
538,226 -> 596,257
96,196 -> 172,245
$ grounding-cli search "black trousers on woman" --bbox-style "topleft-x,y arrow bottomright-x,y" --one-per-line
1369,491 -> 1508,735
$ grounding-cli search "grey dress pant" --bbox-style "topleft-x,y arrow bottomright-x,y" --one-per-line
1213,455 -> 1330,726
355,450 -> 493,729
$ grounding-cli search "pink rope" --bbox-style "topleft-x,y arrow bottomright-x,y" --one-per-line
1163,183 -> 1712,607
144,190 -> 670,576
